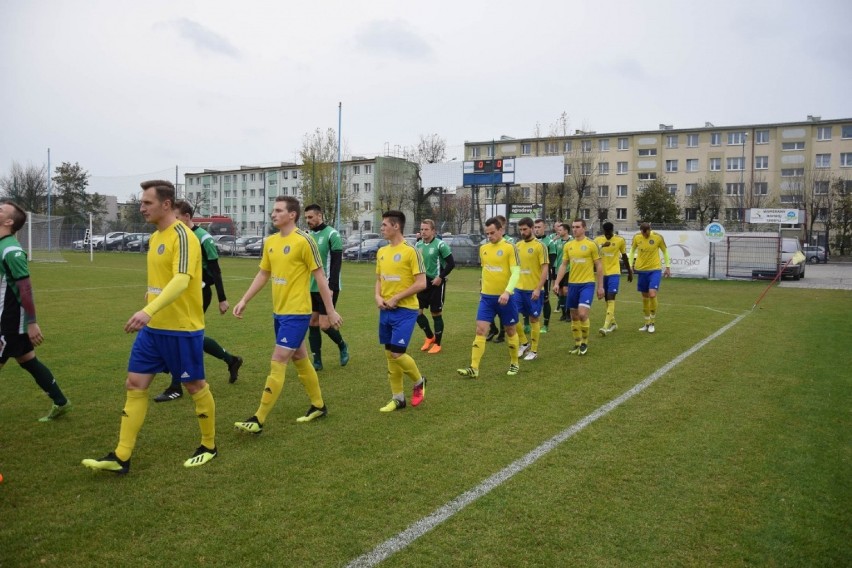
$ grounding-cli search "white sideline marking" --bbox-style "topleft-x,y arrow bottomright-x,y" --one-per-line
345,311 -> 749,568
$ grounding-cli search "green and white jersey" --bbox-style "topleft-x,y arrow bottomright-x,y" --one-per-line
0,234 -> 30,334
555,237 -> 573,269
502,235 -> 516,245
191,224 -> 219,283
544,233 -> 560,257
309,224 -> 343,292
415,237 -> 453,280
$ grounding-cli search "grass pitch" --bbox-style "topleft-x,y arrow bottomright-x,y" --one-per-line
0,252 -> 849,567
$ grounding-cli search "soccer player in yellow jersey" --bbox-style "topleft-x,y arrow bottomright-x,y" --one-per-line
594,221 -> 633,336
233,196 -> 342,434
83,180 -> 216,474
553,219 -> 604,356
629,222 -> 671,333
458,216 -> 522,378
513,217 -> 549,361
375,210 -> 427,411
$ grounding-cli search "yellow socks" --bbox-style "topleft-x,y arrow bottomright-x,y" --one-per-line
649,296 -> 658,321
385,350 -> 404,396
191,384 -> 216,450
116,389 -> 149,461
581,320 -> 590,342
643,297 -> 651,322
516,326 -> 528,346
571,320 -> 582,346
471,335 -> 486,370
395,353 -> 422,383
605,300 -> 615,328
506,333 -> 519,365
530,320 -> 541,352
256,360 -> 286,424
294,357 -> 324,408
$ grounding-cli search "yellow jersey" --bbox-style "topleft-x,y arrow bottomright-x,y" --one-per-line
515,238 -> 548,291
259,229 -> 321,315
563,238 -> 601,284
630,231 -> 668,271
146,220 -> 204,333
594,234 -> 627,276
480,240 -> 520,295
376,241 -> 425,310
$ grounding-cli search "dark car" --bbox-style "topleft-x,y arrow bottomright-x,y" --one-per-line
343,238 -> 387,261
126,234 -> 151,252
244,238 -> 265,256
439,235 -> 480,266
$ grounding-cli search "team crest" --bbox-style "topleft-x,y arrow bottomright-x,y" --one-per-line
393,253 -> 401,262
497,250 -> 504,256
649,240 -> 655,245
157,244 -> 165,254
527,247 -> 533,254
283,245 -> 291,254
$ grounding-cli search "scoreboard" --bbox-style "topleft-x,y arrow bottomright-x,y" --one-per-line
463,158 -> 515,186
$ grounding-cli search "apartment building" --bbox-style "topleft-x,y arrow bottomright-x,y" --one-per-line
184,156 -> 417,237
464,116 -> 852,232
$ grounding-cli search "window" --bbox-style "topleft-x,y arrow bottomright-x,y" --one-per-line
842,153 -> 852,167
598,185 -> 609,197
259,189 -> 265,198
617,185 -> 628,198
637,173 -> 657,181
282,188 -> 288,196
242,206 -> 247,213
353,183 -> 360,193
250,205 -> 256,213
686,159 -> 699,172
726,183 -> 744,195
268,179 -> 277,186
580,208 -> 591,220
471,147 -> 481,158
365,183 -> 372,192
519,143 -> 530,155
581,140 -> 592,153
780,194 -> 799,204
486,146 -> 495,157
211,175 -> 218,183
753,182 -> 768,195
817,208 -> 829,221
353,165 -> 360,174
685,183 -> 697,196
521,188 -> 531,199
725,208 -> 743,221
687,134 -> 699,147
581,163 -> 592,175
250,173 -> 256,181
638,148 -> 657,157
598,162 -> 609,174
666,135 -> 678,149
685,208 -> 697,221
292,171 -> 297,179
564,164 -> 572,175
599,139 -> 610,151
710,132 -> 721,146
242,174 -> 247,181
755,156 -> 769,170
667,184 -> 677,196
618,137 -> 629,150
814,181 -> 830,195
544,142 -> 558,154
282,171 -> 289,179
665,159 -> 678,173
710,158 -> 721,171
242,189 -> 247,197
353,202 -> 360,212
365,165 -> 372,174
817,127 -> 832,141
755,130 -> 769,144
250,189 -> 256,197
616,208 -> 628,220
726,157 -> 744,171
224,190 -> 231,198
582,187 -> 591,197
563,141 -> 572,152
815,154 -> 831,168
364,201 -> 372,210
617,161 -> 629,174
842,125 -> 852,139
781,168 -> 805,177
727,132 -> 746,145
782,141 -> 805,151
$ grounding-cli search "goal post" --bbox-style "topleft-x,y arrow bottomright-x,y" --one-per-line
21,212 -> 67,263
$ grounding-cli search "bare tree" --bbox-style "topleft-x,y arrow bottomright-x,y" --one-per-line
805,168 -> 833,244
831,178 -> 852,255
565,137 -> 600,220
300,128 -> 352,227
0,161 -> 48,213
446,193 -> 474,234
687,175 -> 722,227
403,133 -> 447,225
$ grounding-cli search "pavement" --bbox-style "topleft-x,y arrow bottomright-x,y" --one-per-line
777,261 -> 852,290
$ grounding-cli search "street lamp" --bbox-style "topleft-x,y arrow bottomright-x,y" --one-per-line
739,132 -> 748,230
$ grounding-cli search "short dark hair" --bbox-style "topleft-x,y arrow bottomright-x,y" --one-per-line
485,217 -> 502,230
175,200 -> 194,217
140,180 -> 176,207
534,218 -> 545,225
559,222 -> 571,231
382,210 -> 406,231
518,217 -> 534,228
304,203 -> 323,215
496,215 -> 507,225
572,218 -> 587,228
275,196 -> 301,222
602,221 -> 614,232
2,200 -> 27,233
639,222 -> 651,232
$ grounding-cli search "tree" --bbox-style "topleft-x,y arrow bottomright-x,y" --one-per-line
830,178 -> 851,255
634,177 -> 681,224
299,128 -> 352,227
52,161 -> 107,225
687,176 -> 722,227
404,133 -> 447,226
0,161 -> 48,213
565,135 -> 600,220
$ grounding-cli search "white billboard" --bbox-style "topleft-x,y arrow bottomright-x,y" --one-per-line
514,156 -> 565,183
626,230 -> 709,278
747,208 -> 803,224
421,161 -> 463,189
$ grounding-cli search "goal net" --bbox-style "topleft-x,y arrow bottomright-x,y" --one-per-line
19,212 -> 67,263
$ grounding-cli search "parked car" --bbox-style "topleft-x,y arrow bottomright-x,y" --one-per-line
112,233 -> 146,251
101,232 -> 128,250
345,233 -> 380,248
244,237 -> 266,256
214,235 -> 237,255
343,238 -> 387,260
72,235 -> 105,250
126,234 -> 151,252
439,234 -> 480,266
779,238 -> 806,280
803,245 -> 828,263
224,236 -> 263,256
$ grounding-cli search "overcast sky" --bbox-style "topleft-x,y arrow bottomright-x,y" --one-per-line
1,0 -> 850,202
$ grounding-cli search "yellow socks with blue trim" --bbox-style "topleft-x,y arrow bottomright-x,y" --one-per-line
116,388 -> 149,462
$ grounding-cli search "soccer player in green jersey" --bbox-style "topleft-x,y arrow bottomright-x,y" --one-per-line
304,204 -> 349,371
154,201 -> 243,402
83,180 -> 216,474
514,218 -> 549,360
233,197 -> 341,434
630,222 -> 671,333
553,222 -> 572,321
553,219 -> 604,355
594,221 -> 633,336
375,211 -> 427,411
0,201 -> 71,422
415,219 -> 455,354
533,218 -> 555,332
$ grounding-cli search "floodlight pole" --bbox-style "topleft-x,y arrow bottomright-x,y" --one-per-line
336,102 -> 342,232
47,148 -> 51,252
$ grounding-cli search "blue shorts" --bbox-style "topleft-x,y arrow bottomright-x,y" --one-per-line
378,308 -> 418,349
513,289 -> 543,318
128,327 -> 205,382
567,283 -> 595,310
603,275 -> 621,295
273,314 -> 311,350
636,270 -> 662,293
476,294 -> 519,326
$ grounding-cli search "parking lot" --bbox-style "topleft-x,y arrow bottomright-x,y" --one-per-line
778,261 -> 852,290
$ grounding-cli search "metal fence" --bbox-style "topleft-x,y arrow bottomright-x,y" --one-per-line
723,235 -> 779,279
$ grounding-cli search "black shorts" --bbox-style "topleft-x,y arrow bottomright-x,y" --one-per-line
311,290 -> 340,315
417,282 -> 446,313
558,274 -> 570,289
0,333 -> 34,363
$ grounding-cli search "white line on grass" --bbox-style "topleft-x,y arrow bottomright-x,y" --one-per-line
345,311 -> 749,568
